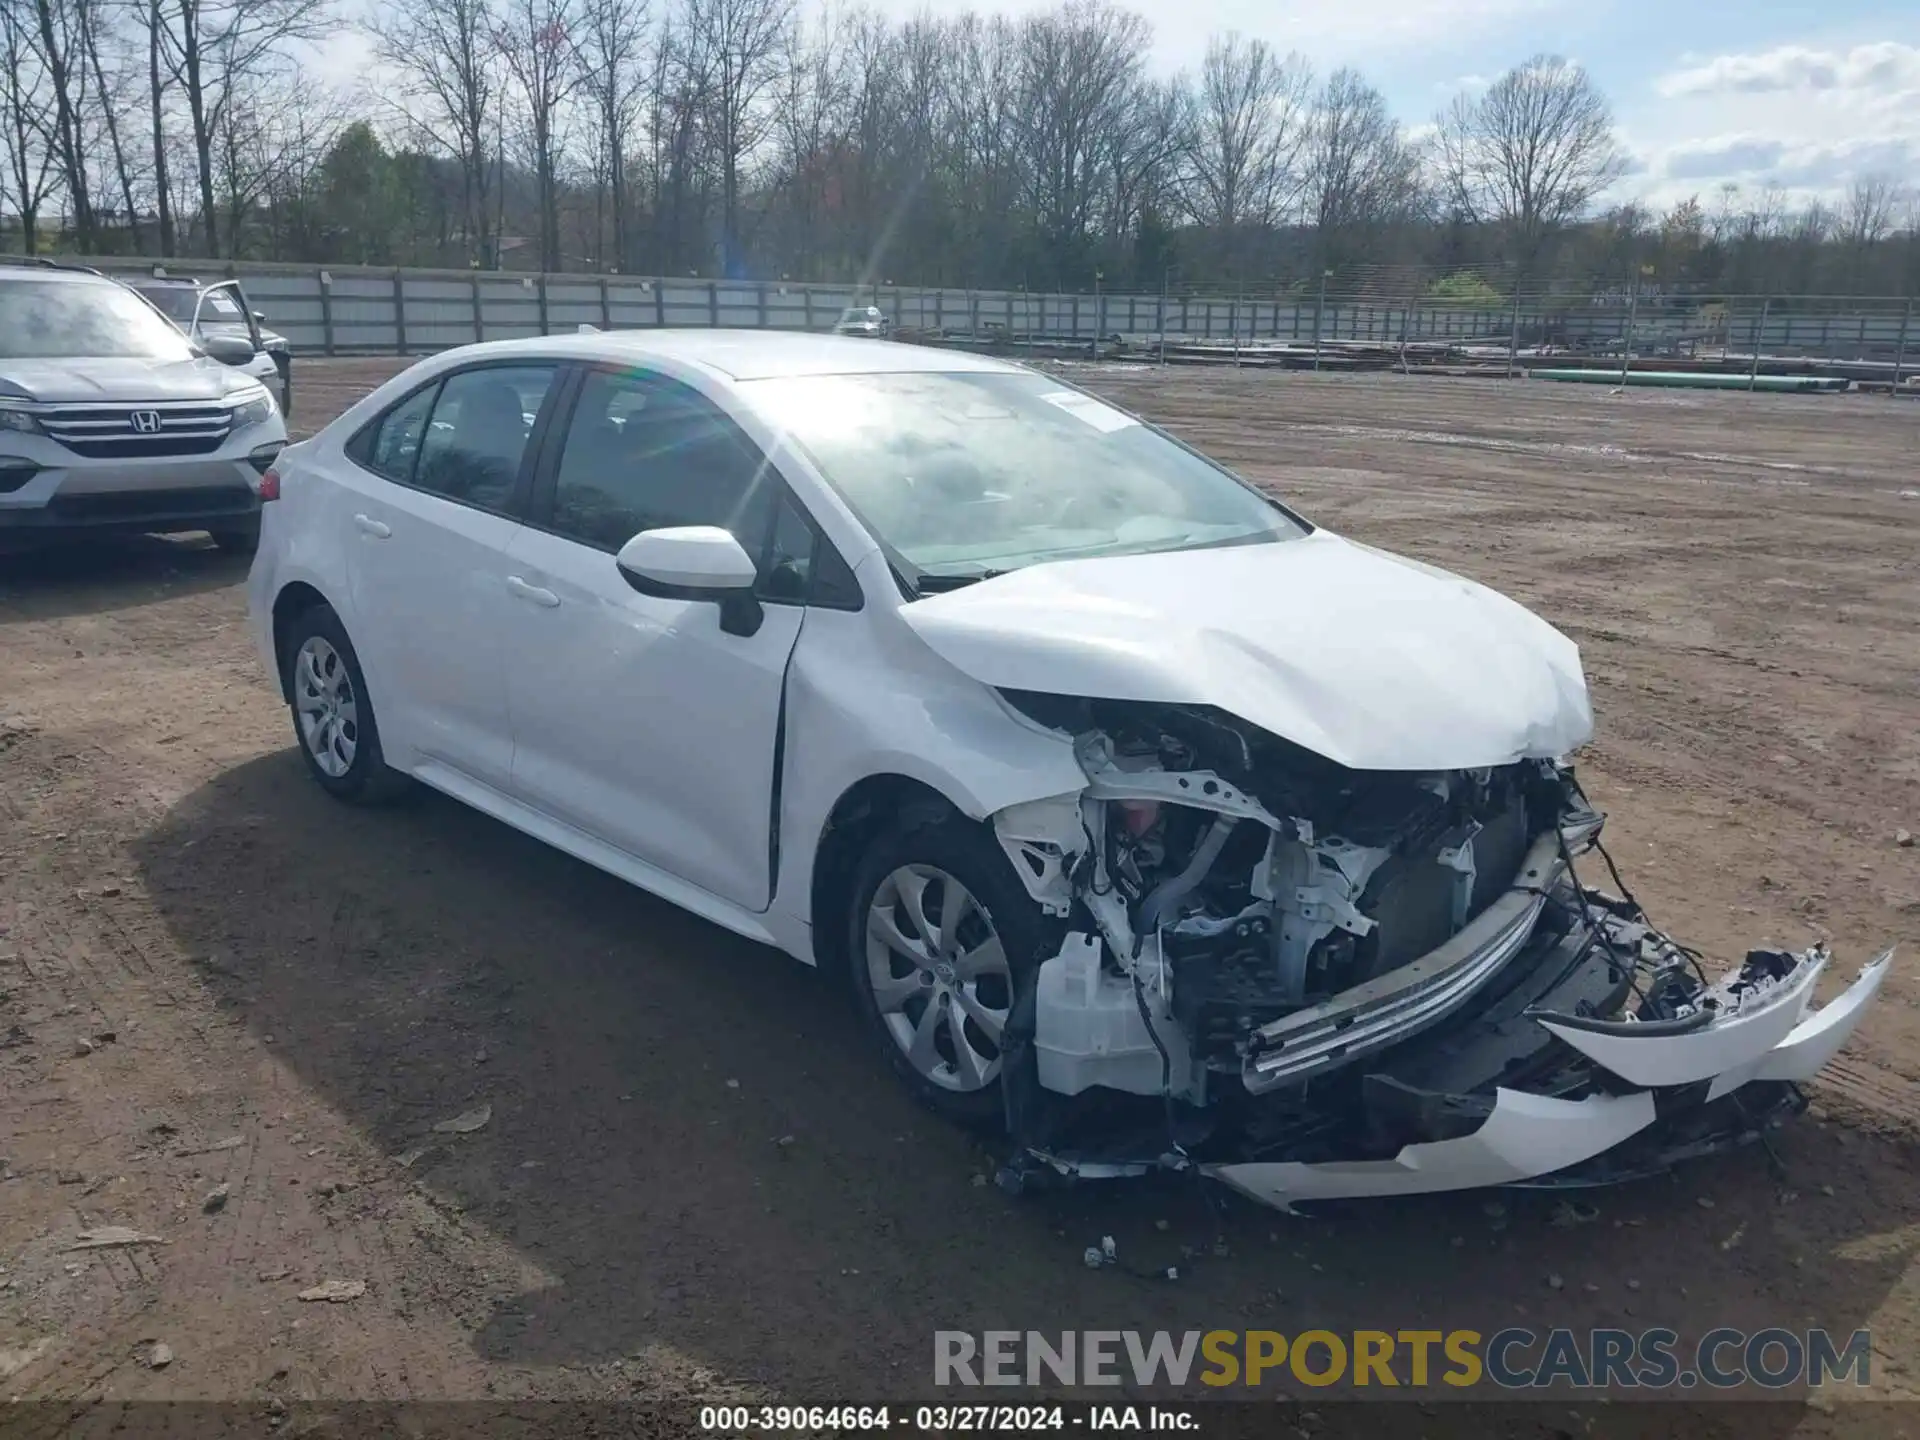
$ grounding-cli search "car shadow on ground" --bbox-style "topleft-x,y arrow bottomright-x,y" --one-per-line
0,533 -> 247,624
129,750 -> 1920,1410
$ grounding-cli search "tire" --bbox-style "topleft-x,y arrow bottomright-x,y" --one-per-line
209,518 -> 260,554
845,813 -> 1053,1128
281,602 -> 411,804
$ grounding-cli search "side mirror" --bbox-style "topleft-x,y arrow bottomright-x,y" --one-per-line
252,310 -> 267,324
615,525 -> 764,637
199,332 -> 257,367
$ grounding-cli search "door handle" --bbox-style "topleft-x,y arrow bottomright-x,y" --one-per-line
353,513 -> 391,539
506,575 -> 560,608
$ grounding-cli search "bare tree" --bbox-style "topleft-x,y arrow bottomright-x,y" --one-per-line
1838,175 -> 1901,250
146,0 -> 173,251
371,0 -> 499,264
0,0 -> 58,251
493,0 -> 579,270
27,0 -> 96,247
682,0 -> 791,275
80,0 -> 144,248
1184,32 -> 1310,271
1302,67 -> 1421,273
1435,54 -> 1623,272
157,0 -> 331,255
766,5 -> 846,280
1016,0 -> 1150,285
575,0 -> 647,268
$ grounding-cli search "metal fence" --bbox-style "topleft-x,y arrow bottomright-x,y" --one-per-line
40,256 -> 1920,373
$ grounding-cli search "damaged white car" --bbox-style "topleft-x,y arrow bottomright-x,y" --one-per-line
247,332 -> 1892,1210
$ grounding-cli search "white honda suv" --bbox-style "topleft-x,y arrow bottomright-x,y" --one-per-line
246,330 -> 1886,1210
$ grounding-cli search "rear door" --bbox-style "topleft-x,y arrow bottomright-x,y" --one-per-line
500,365 -> 820,910
339,361 -> 563,791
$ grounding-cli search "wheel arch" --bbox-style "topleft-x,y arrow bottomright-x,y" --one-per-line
808,773 -> 968,977
270,581 -> 333,701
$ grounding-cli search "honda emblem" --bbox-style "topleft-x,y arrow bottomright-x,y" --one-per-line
129,410 -> 163,434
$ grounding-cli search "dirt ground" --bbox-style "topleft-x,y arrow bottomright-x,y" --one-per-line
2,358 -> 1918,1424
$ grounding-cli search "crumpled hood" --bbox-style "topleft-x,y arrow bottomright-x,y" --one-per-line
901,529 -> 1593,772
0,356 -> 246,405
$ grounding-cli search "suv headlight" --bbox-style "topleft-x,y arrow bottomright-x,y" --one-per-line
229,389 -> 277,429
0,404 -> 43,435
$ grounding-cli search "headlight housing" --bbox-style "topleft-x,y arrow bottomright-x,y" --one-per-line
0,405 -> 43,436
229,389 -> 277,430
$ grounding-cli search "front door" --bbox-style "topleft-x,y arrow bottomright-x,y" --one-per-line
501,367 -> 805,911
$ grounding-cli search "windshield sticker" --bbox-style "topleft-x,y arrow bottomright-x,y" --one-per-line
1039,390 -> 1137,433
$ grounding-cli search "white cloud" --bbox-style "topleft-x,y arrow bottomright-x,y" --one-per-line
1657,41 -> 1920,98
1626,39 -> 1920,205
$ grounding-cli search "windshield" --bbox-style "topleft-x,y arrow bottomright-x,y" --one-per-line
136,285 -> 244,324
0,278 -> 199,361
742,370 -> 1305,582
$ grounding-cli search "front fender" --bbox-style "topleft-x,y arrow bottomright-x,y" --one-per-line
771,602 -> 1084,940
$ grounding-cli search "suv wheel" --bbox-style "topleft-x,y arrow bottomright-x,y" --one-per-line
282,603 -> 410,803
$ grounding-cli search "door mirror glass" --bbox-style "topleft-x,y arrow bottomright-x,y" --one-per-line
616,526 -> 759,594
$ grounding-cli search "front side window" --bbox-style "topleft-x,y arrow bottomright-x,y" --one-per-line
0,277 -> 199,361
413,365 -> 557,511
740,370 -> 1306,587
547,369 -> 774,553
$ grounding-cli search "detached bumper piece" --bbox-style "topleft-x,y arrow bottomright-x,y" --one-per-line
1002,877 -> 1892,1209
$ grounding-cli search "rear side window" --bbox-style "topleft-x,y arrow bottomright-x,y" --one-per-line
415,366 -> 557,511
363,384 -> 438,483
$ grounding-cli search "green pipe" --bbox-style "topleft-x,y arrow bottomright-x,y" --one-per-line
1529,368 -> 1850,393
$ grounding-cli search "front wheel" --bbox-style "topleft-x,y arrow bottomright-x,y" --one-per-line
846,815 -> 1051,1127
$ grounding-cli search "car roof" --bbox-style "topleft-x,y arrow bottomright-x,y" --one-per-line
0,264 -> 114,285
474,329 -> 1026,382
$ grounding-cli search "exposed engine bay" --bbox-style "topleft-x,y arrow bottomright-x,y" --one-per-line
986,693 -> 1893,1208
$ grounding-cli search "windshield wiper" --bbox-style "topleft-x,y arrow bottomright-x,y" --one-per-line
914,567 -> 1008,595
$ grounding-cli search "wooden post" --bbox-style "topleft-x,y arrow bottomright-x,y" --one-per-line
804,287 -> 814,330
599,275 -> 612,330
470,272 -> 484,343
536,273 -> 549,334
708,280 -> 718,327
757,282 -> 768,329
1749,298 -> 1771,391
392,269 -> 408,355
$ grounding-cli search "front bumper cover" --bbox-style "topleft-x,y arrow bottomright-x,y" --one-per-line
1209,949 -> 1889,1208
1001,871 -> 1892,1209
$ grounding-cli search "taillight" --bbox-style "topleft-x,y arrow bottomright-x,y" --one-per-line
258,468 -> 281,502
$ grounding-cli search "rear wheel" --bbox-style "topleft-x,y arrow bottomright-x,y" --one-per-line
845,815 -> 1051,1128
282,603 -> 410,804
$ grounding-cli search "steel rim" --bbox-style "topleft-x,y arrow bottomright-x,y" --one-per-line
292,635 -> 358,779
864,864 -> 1012,1093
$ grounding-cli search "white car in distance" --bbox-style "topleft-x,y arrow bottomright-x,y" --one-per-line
246,331 -> 1888,1210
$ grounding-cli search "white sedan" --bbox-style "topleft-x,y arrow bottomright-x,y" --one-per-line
246,332 -> 1888,1208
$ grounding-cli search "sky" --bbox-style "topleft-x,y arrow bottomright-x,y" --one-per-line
311,0 -> 1920,212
